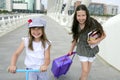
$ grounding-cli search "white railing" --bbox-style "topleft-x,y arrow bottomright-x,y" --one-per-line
0,14 -> 43,37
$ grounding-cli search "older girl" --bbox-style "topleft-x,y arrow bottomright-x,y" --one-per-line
68,4 -> 106,80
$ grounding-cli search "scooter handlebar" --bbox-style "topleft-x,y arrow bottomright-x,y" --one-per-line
16,69 -> 40,72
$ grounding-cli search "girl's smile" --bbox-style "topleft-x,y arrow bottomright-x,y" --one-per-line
31,27 -> 43,40
76,10 -> 87,25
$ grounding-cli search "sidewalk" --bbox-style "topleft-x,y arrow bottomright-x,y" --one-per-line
0,15 -> 120,80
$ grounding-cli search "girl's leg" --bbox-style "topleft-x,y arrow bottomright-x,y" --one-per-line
38,71 -> 49,80
87,62 -> 92,74
79,62 -> 92,80
29,72 -> 37,80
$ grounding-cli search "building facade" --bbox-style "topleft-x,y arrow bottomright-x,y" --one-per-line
105,4 -> 118,15
0,0 -> 6,9
70,1 -> 118,16
88,3 -> 104,15
0,0 -> 45,13
88,3 -> 118,15
35,0 -> 44,13
0,0 -> 12,11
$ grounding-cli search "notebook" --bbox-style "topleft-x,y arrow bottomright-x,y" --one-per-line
88,30 -> 100,48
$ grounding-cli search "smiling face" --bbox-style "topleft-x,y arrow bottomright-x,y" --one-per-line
76,10 -> 87,25
30,27 -> 43,41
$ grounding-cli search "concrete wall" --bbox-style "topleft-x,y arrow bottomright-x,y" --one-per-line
98,14 -> 120,71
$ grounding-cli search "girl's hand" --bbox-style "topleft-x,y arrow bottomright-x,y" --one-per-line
40,65 -> 48,72
68,50 -> 73,56
7,65 -> 17,73
87,39 -> 98,45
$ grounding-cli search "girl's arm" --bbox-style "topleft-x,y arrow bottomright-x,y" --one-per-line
40,45 -> 51,72
96,32 -> 106,43
68,40 -> 77,55
8,40 -> 24,73
88,32 -> 106,45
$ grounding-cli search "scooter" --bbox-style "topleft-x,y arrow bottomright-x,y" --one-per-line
16,69 -> 40,80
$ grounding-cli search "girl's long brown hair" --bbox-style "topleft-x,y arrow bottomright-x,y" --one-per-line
72,4 -> 90,42
72,4 -> 104,42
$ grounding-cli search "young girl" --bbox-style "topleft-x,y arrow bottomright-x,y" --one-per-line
8,17 -> 51,80
68,5 -> 106,80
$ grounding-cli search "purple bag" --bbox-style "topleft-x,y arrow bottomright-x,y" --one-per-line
51,52 -> 75,78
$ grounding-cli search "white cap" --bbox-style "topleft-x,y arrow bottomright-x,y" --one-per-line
28,17 -> 46,28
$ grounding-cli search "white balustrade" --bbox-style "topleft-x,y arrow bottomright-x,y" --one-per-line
0,14 -> 43,37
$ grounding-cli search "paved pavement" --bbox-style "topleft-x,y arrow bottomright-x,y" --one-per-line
0,15 -> 120,80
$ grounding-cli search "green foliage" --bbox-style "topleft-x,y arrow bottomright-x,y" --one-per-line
0,10 -> 10,14
91,14 -> 114,17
